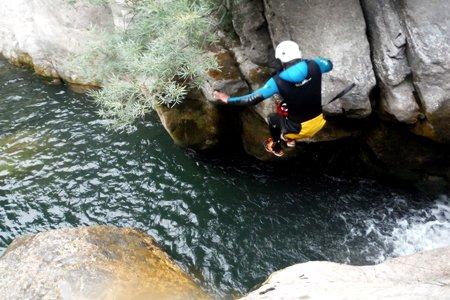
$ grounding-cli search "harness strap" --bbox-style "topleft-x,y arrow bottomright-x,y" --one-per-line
324,83 -> 356,106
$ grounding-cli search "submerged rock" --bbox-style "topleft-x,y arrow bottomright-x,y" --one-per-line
241,247 -> 450,299
0,226 -> 209,300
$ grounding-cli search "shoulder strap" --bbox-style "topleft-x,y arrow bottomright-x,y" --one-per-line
325,83 -> 356,105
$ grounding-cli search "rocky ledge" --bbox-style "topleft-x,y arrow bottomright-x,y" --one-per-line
242,247 -> 450,300
0,226 -> 209,300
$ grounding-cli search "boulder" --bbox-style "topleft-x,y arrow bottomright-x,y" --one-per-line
397,0 -> 450,142
361,0 -> 420,124
263,0 -> 376,118
154,89 -> 222,150
0,0 -> 125,84
0,226 -> 209,300
241,247 -> 450,299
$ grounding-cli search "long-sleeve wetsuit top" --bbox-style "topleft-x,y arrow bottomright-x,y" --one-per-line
227,57 -> 333,105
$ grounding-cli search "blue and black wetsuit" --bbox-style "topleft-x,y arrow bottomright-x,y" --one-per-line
228,57 -> 333,149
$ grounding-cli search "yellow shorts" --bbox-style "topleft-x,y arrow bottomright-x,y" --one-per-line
284,113 -> 326,140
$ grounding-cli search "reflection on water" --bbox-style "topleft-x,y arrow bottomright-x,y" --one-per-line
0,59 -> 449,296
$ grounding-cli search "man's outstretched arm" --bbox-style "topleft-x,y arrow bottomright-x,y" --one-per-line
214,77 -> 279,105
313,57 -> 333,74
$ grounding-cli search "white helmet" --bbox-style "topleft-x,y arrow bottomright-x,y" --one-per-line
275,41 -> 302,63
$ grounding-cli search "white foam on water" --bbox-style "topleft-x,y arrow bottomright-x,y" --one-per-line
388,195 -> 450,258
366,195 -> 450,263
339,195 -> 450,264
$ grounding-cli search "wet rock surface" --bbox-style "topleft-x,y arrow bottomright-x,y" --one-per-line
241,247 -> 450,300
0,226 -> 209,300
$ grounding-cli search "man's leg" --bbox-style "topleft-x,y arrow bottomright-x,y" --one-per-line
281,119 -> 301,147
268,114 -> 283,153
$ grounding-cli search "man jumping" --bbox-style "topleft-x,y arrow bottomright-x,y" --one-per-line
213,41 -> 333,157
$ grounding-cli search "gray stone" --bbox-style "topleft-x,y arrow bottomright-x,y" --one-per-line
0,226 -> 209,300
231,47 -> 277,129
231,47 -> 274,91
398,0 -> 450,142
263,0 -> 376,118
201,48 -> 249,103
241,247 -> 450,299
0,0 -> 124,84
361,0 -> 420,124
231,0 -> 277,67
154,89 -> 222,150
380,80 -> 420,123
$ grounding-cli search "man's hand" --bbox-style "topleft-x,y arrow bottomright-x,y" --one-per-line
213,91 -> 230,104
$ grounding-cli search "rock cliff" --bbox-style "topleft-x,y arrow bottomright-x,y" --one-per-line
361,0 -> 450,143
0,226 -> 209,300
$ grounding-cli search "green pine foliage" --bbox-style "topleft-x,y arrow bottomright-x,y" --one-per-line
70,0 -> 221,128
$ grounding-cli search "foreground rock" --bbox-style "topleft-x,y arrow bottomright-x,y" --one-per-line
242,247 -> 450,299
0,226 -> 209,300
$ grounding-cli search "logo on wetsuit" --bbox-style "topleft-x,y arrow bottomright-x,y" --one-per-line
295,77 -> 311,87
